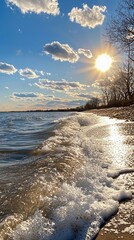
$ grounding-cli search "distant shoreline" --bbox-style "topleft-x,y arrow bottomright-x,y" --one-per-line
1,105 -> 134,118
0,109 -> 80,113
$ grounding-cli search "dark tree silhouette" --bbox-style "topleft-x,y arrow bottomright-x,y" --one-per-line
106,0 -> 134,62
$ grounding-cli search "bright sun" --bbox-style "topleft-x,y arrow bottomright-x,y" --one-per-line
95,54 -> 112,72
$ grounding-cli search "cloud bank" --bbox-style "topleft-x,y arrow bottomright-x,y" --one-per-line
92,78 -> 111,88
44,41 -> 79,63
76,93 -> 92,99
19,68 -> 39,79
35,79 -> 86,91
11,92 -> 45,100
68,4 -> 106,28
0,62 -> 17,75
7,0 -> 60,15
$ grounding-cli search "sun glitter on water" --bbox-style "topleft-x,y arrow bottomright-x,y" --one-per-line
95,54 -> 113,72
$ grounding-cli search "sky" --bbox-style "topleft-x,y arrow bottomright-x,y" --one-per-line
0,0 -> 121,111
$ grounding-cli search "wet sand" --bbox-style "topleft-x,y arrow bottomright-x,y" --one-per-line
88,105 -> 134,240
96,176 -> 134,240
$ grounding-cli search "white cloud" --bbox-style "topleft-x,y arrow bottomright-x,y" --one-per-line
44,41 -> 79,63
44,99 -> 86,109
68,90 -> 102,101
11,92 -> 45,100
33,98 -> 87,110
68,92 -> 92,100
10,92 -> 70,107
0,62 -> 17,75
45,95 -> 61,101
68,4 -> 106,28
44,42 -> 93,62
78,48 -> 92,58
19,68 -> 39,79
7,0 -> 60,15
35,79 -> 86,91
40,70 -> 45,76
46,72 -> 51,76
76,92 -> 100,99
35,70 -> 46,76
93,78 -> 110,88
5,87 -> 9,90
76,93 -> 92,99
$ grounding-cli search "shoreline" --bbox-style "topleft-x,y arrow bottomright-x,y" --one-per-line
88,105 -> 134,239
87,105 -> 134,122
96,196 -> 134,240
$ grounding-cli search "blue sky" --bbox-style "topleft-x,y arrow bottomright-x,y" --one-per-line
0,0 -> 120,111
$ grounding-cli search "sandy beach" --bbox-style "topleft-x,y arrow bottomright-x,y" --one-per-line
88,105 -> 134,240
88,105 -> 134,122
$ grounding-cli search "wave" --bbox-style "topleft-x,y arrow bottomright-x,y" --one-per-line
0,113 -> 133,240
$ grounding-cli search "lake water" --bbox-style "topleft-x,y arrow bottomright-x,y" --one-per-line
0,111 -> 133,239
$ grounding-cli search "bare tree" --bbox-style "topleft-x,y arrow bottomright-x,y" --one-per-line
93,78 -> 112,105
106,0 -> 134,62
120,65 -> 134,101
105,0 -> 134,106
84,97 -> 100,110
94,64 -> 134,107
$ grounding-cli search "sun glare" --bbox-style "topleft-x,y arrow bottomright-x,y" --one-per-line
95,54 -> 112,72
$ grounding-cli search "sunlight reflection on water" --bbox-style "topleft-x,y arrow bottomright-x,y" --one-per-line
98,117 -> 132,168
108,123 -> 127,167
86,114 -> 133,169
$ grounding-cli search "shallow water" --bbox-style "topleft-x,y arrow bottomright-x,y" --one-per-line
0,112 -> 69,165
0,112 -> 133,240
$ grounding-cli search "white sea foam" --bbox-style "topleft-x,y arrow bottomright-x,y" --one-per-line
122,225 -> 134,235
7,113 -> 133,240
107,168 -> 134,178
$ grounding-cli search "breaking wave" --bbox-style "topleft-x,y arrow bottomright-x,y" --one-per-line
0,112 -> 133,240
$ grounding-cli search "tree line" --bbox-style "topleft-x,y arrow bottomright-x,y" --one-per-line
83,0 -> 134,110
